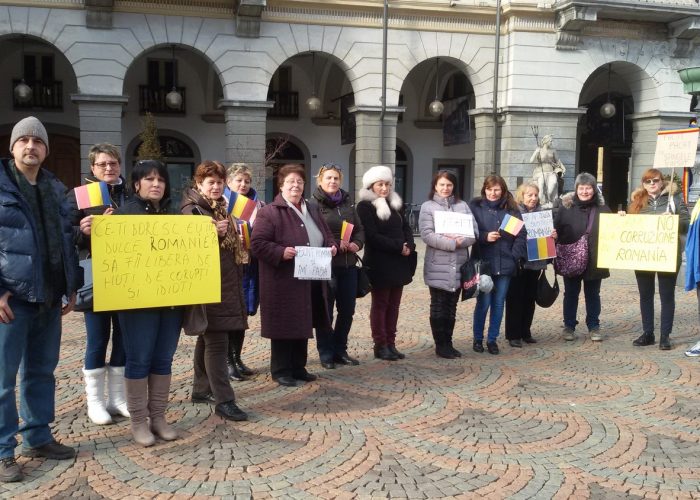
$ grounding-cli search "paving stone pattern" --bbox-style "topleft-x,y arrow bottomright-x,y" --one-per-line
2,243 -> 700,499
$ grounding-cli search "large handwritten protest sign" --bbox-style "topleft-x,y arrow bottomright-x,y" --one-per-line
597,214 -> 678,272
522,210 -> 553,239
434,211 -> 475,237
653,127 -> 699,169
294,246 -> 332,280
91,215 -> 221,311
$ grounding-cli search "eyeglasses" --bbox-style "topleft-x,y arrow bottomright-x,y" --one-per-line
284,179 -> 305,186
93,161 -> 119,170
644,178 -> 662,185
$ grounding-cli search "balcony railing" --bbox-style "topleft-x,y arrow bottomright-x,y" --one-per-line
268,91 -> 299,119
12,79 -> 63,110
138,85 -> 187,115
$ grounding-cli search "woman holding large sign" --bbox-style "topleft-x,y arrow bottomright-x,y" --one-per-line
357,165 -> 417,361
622,168 -> 689,350
250,164 -> 337,387
181,161 -> 248,421
469,175 -> 527,355
115,160 -> 183,446
553,172 -> 610,342
419,170 -> 477,358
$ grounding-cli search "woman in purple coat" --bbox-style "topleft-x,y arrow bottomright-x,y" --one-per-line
250,164 -> 337,387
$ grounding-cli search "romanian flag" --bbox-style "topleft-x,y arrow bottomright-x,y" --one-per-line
499,214 -> 524,236
237,221 -> 251,250
526,236 -> 556,261
340,221 -> 354,242
682,167 -> 693,204
223,187 -> 257,222
74,181 -> 110,209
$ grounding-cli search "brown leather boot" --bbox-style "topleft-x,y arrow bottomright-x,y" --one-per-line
124,377 -> 155,447
148,374 -> 178,441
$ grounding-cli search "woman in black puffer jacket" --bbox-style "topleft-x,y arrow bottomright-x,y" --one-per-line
310,163 -> 365,369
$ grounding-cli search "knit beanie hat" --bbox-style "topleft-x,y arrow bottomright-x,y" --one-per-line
10,116 -> 49,155
362,165 -> 393,190
574,172 -> 597,190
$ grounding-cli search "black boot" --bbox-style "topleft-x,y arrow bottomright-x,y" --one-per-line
659,333 -> 671,350
445,317 -> 461,357
226,333 -> 245,381
431,317 -> 454,359
231,331 -> 254,376
388,344 -> 405,359
374,344 -> 398,361
632,333 -> 655,347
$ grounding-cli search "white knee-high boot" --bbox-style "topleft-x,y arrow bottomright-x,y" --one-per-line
83,367 -> 113,425
106,365 -> 131,418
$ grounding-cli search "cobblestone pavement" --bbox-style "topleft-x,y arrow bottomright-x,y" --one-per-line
2,242 -> 700,499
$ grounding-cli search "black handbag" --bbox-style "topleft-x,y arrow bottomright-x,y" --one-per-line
460,256 -> 491,301
355,256 -> 372,298
535,268 -> 560,308
183,304 -> 207,335
73,258 -> 93,312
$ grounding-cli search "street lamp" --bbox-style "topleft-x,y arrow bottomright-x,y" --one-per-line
165,45 -> 182,109
306,52 -> 322,113
13,36 -> 33,103
428,57 -> 444,117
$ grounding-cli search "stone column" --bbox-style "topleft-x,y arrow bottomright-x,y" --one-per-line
70,94 -> 128,180
219,99 -> 273,201
497,107 -> 584,194
471,109 -> 497,197
350,106 -> 403,197
628,111 -> 692,186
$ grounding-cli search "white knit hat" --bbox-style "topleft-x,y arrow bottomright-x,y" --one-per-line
10,116 -> 49,155
362,165 -> 393,190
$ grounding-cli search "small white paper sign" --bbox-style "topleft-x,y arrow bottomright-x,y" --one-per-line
434,211 -> 475,237
522,210 -> 554,239
653,128 -> 700,169
294,246 -> 332,280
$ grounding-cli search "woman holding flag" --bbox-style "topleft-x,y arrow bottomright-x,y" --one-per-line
469,175 -> 526,355
67,143 -> 130,425
180,160 -> 248,421
310,163 -> 365,369
225,163 -> 264,380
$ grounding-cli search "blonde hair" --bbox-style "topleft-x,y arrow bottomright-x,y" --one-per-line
316,163 -> 343,185
227,163 -> 252,182
515,182 -> 539,205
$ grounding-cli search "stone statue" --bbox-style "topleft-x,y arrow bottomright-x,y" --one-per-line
529,134 -> 566,208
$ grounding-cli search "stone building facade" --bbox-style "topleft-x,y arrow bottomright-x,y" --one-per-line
0,0 -> 698,207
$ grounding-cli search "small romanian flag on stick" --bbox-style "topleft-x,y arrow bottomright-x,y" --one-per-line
74,181 -> 110,209
224,188 -> 257,222
499,214 -> 524,236
526,236 -> 556,261
237,221 -> 251,250
340,221 -> 354,242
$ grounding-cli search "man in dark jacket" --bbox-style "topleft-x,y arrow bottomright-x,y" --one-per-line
0,117 -> 80,482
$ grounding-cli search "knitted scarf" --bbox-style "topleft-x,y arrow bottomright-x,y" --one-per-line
197,191 -> 245,265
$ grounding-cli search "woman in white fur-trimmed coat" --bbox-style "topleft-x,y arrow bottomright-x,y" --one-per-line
356,166 -> 416,361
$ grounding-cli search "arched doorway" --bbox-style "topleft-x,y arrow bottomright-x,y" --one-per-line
265,136 -> 307,201
578,63 -> 634,210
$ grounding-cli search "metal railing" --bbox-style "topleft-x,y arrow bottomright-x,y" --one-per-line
138,85 -> 187,114
267,91 -> 299,119
12,79 -> 63,110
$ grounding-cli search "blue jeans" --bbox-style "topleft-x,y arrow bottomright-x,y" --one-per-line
316,266 -> 358,361
0,298 -> 62,458
118,308 -> 183,379
84,311 -> 125,369
563,277 -> 601,331
635,271 -> 677,336
473,275 -> 511,342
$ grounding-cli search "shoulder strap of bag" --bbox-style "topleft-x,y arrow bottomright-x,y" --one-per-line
584,207 -> 595,235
